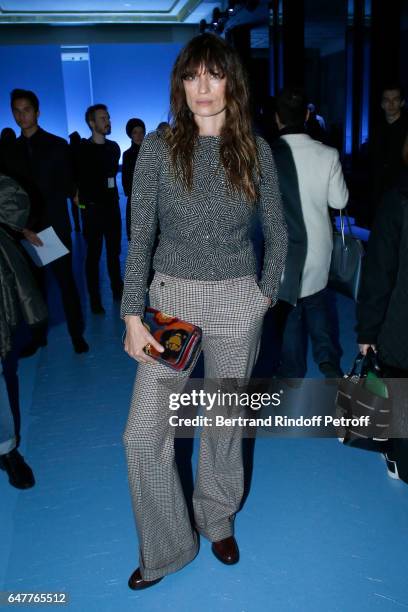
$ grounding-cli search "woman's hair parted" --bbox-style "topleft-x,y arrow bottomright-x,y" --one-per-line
165,33 -> 260,203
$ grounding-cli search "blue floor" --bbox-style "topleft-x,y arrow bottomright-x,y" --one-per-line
1,195 -> 408,612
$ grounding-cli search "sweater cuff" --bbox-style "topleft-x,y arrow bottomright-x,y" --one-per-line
356,332 -> 378,344
120,295 -> 145,319
258,281 -> 278,303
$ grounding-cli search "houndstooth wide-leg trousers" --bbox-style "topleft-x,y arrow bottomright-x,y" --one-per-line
123,272 -> 269,580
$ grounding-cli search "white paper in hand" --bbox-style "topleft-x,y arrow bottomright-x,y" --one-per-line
22,227 -> 69,267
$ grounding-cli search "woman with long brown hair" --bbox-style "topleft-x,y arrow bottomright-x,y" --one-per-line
121,33 -> 287,589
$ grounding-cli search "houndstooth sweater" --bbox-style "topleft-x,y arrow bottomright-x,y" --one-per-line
121,131 -> 287,317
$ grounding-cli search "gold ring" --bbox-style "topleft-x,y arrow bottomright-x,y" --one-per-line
144,343 -> 152,355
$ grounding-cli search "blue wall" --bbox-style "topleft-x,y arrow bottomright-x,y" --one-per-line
61,58 -> 93,138
0,45 -> 68,139
0,42 -> 182,156
89,43 -> 182,155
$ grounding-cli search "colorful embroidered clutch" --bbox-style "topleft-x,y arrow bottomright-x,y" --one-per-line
124,307 -> 202,371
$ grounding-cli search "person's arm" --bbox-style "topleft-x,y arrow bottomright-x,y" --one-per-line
256,137 -> 288,305
69,142 -> 81,202
403,131 -> 408,167
0,174 -> 43,246
114,142 -> 121,182
21,228 -> 43,246
56,138 -> 76,200
120,133 -> 165,362
327,149 -> 349,210
356,192 -> 402,345
121,151 -> 131,197
75,141 -> 94,204
0,174 -> 29,230
121,134 -> 161,317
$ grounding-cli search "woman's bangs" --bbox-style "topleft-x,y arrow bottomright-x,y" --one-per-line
180,46 -> 227,80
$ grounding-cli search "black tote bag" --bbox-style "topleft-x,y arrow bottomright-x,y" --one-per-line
328,209 -> 364,301
335,348 -> 392,447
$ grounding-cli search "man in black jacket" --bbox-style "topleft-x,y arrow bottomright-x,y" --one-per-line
369,85 -> 408,225
356,168 -> 408,483
75,104 -> 122,314
5,89 -> 88,354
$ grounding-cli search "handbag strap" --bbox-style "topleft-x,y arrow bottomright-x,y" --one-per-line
338,208 -> 355,244
349,352 -> 365,378
363,346 -> 383,376
349,348 -> 382,379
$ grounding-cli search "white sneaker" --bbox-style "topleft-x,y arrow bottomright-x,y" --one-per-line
382,453 -> 400,480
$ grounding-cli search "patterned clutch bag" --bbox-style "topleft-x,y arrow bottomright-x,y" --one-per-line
124,307 -> 202,371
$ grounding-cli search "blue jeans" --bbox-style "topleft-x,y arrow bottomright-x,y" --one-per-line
0,326 -> 26,455
0,348 -> 18,455
277,289 -> 342,378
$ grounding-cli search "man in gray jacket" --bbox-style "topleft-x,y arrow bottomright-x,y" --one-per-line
271,88 -> 349,379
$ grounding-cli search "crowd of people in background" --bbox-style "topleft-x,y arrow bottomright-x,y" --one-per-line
0,89 -> 151,489
0,75 -> 407,494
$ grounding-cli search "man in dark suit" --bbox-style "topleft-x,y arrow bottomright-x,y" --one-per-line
369,85 -> 408,225
5,89 -> 88,354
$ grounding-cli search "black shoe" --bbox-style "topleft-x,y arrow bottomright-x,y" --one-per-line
90,300 -> 105,315
128,568 -> 163,590
72,336 -> 89,354
211,536 -> 240,565
0,449 -> 35,489
273,374 -> 303,389
20,337 -> 47,359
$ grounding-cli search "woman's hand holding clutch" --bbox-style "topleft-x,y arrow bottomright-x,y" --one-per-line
124,315 -> 164,364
